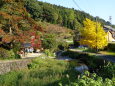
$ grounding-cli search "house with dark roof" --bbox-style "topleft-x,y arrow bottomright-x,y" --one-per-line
104,25 -> 115,42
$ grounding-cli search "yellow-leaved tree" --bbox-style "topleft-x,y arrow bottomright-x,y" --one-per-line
80,18 -> 108,50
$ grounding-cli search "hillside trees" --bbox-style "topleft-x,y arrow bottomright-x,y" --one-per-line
41,22 -> 72,52
23,0 -> 87,29
80,18 -> 108,50
0,0 -> 43,58
24,0 -> 114,30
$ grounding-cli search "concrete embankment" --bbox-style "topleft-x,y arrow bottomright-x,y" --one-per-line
0,59 -> 32,74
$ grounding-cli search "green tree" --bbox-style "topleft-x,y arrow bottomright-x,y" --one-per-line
73,19 -> 82,30
42,34 -> 57,51
24,0 -> 115,30
57,15 -> 62,25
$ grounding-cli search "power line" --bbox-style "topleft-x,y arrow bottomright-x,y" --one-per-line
72,0 -> 82,11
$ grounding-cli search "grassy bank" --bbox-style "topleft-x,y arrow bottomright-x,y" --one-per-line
0,57 -> 78,86
0,54 -> 114,86
61,50 -> 115,78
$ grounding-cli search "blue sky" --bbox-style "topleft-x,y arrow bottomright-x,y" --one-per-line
38,0 -> 115,24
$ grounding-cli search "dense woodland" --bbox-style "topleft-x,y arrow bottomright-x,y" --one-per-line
24,0 -> 115,30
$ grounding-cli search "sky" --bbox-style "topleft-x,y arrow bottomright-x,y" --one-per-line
38,0 -> 115,25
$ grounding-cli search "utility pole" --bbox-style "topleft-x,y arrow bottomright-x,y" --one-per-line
109,16 -> 112,24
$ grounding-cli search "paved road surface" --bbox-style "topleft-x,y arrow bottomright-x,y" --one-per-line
96,54 -> 115,63
21,53 -> 43,59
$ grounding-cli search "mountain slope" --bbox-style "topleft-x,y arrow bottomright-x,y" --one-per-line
0,0 -> 43,49
24,0 -> 115,29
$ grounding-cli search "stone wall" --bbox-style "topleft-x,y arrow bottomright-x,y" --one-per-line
0,59 -> 32,74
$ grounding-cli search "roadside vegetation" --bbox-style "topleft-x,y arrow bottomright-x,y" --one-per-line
0,56 -> 114,86
0,57 -> 78,86
0,0 -> 115,86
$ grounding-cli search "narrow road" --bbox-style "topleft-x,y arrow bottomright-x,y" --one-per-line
21,53 -> 43,59
96,54 -> 115,63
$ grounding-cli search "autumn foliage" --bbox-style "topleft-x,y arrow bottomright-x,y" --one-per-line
0,0 -> 43,49
80,18 -> 108,50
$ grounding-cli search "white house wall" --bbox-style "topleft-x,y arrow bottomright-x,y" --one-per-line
107,31 -> 115,42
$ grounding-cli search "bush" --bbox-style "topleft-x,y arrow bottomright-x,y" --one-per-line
12,42 -> 21,59
73,41 -> 80,47
42,34 -> 59,52
42,34 -> 70,52
0,48 -> 15,59
97,62 -> 115,79
61,50 -> 79,59
60,71 -> 115,86
44,49 -> 54,57
58,41 -> 69,51
107,43 -> 115,51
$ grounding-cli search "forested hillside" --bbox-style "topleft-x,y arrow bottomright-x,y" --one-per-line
0,0 -> 43,50
0,0 -> 73,59
24,0 -> 115,30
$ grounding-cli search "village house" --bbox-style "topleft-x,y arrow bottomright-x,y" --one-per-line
104,25 -> 115,42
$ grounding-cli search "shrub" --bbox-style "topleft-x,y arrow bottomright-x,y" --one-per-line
12,42 -> 21,59
42,34 -> 57,49
8,50 -> 15,58
97,62 -> 115,79
44,49 -> 54,57
73,41 -> 80,47
58,41 -> 69,51
59,71 -> 115,86
0,48 -> 9,58
107,43 -> 115,51
61,50 -> 79,59
0,48 -> 15,59
42,34 -> 70,52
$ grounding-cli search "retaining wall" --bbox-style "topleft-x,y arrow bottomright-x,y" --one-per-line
0,59 -> 32,74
